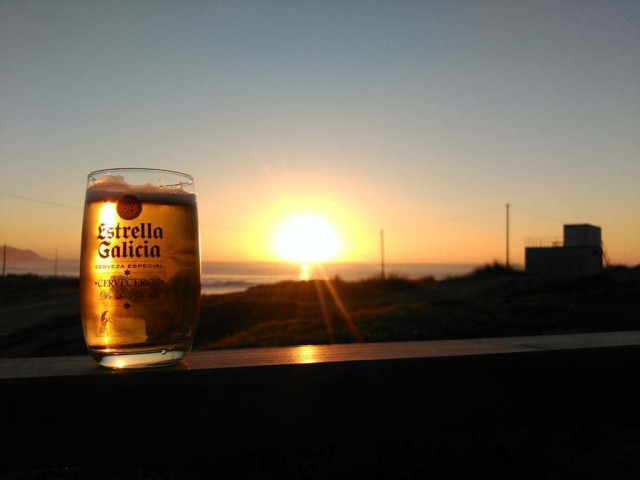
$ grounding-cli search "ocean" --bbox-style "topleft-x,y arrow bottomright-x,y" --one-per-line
2,259 -> 480,295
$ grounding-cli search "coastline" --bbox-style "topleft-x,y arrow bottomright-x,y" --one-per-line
1,259 -> 485,295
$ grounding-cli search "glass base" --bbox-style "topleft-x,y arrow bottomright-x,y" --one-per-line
91,348 -> 188,369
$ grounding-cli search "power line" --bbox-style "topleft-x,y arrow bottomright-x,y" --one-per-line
0,192 -> 82,210
509,204 -> 565,223
1,190 -> 557,238
430,205 -> 504,224
380,229 -> 385,280
201,204 -> 507,233
506,203 -> 510,268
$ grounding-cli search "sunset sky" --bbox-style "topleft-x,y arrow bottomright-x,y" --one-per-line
1,0 -> 638,266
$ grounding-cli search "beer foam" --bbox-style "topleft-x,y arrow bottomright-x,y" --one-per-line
86,173 -> 196,204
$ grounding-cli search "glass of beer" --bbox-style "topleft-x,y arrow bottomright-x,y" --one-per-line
79,168 -> 201,368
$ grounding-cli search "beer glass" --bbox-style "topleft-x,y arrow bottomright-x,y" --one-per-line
80,168 -> 201,368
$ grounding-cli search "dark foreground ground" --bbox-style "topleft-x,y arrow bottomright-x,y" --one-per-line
3,340 -> 640,480
2,421 -> 640,480
1,265 -> 640,478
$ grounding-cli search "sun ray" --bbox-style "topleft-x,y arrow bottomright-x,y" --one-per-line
315,264 -> 363,343
313,278 -> 335,344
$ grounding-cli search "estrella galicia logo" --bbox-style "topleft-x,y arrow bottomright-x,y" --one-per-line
116,194 -> 142,220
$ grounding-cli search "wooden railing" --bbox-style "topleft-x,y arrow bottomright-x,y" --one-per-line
2,331 -> 640,474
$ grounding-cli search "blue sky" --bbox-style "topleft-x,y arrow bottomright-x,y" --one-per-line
1,0 -> 638,265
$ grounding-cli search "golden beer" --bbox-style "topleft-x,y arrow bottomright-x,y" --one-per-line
80,169 -> 201,368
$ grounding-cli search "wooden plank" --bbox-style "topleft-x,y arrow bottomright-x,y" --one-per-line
2,330 -> 640,380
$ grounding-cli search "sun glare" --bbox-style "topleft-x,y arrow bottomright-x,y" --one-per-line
273,215 -> 340,264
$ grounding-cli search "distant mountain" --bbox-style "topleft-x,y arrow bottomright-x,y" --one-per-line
0,246 -> 48,262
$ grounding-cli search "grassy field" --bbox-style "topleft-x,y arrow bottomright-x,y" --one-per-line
195,263 -> 640,351
1,264 -> 639,358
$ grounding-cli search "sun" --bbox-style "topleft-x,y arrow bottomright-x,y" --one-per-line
273,215 -> 340,264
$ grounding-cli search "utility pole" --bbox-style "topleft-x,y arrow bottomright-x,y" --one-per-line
380,229 -> 385,281
506,203 -> 510,269
2,244 -> 6,278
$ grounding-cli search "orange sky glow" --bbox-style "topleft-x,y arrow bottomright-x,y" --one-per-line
1,1 -> 638,268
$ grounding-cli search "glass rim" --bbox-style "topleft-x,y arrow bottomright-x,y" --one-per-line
88,167 -> 194,181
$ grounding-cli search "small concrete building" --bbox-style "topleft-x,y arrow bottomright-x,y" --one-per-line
525,224 -> 603,276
